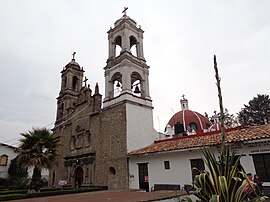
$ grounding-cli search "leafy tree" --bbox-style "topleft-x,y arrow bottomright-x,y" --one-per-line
8,156 -> 28,188
224,109 -> 239,127
238,94 -> 270,126
17,128 -> 60,191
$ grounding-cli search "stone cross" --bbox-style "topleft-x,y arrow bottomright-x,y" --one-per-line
122,7 -> 128,16
72,52 -> 76,60
83,76 -> 88,86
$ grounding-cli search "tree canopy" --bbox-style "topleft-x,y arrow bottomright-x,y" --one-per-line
238,94 -> 270,126
208,108 -> 239,128
8,156 -> 28,188
17,128 -> 60,190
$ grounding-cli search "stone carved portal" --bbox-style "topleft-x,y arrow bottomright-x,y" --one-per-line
74,166 -> 83,188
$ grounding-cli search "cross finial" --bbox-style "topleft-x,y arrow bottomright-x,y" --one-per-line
72,52 -> 76,60
122,7 -> 128,16
182,94 -> 186,100
83,76 -> 88,87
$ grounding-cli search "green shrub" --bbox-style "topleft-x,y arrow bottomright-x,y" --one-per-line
0,186 -> 107,201
0,178 -> 9,188
0,189 -> 27,195
0,194 -> 25,201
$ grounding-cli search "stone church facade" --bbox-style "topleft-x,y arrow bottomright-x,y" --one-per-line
49,13 -> 158,189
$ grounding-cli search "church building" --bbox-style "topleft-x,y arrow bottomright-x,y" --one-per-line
49,10 -> 270,193
49,11 -> 158,189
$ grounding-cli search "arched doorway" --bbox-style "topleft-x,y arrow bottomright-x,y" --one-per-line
74,166 -> 83,188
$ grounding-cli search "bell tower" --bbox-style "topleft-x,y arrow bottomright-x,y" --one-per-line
103,10 -> 151,108
55,53 -> 84,124
103,9 -> 157,151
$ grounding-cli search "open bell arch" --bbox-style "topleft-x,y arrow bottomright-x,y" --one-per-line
131,71 -> 143,97
129,35 -> 138,57
110,72 -> 123,98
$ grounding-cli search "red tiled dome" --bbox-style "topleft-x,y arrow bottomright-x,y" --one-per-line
167,109 -> 211,133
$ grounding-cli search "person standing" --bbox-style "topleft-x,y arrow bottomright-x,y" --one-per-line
243,173 -> 256,199
254,174 -> 263,192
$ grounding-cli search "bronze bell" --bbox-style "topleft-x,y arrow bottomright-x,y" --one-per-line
116,81 -> 121,87
134,85 -> 140,93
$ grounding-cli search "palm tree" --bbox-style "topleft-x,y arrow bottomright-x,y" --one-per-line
18,128 -> 60,191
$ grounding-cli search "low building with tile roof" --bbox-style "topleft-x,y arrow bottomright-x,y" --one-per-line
128,124 -> 270,192
0,143 -> 18,179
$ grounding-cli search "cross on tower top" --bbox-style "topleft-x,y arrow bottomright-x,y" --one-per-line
72,52 -> 76,60
182,94 -> 186,100
122,7 -> 128,16
83,76 -> 88,86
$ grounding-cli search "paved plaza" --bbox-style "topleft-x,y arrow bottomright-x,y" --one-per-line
9,190 -> 186,202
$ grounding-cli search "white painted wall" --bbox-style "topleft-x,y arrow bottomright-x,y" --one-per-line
129,140 -> 270,190
0,144 -> 18,179
234,142 -> 270,186
126,102 -> 158,152
129,149 -> 204,190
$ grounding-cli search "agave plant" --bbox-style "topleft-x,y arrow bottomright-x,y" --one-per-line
182,146 -> 268,202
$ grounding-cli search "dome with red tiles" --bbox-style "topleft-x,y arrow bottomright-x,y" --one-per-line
165,97 -> 211,135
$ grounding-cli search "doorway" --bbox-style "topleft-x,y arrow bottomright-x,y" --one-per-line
138,163 -> 149,192
74,166 -> 83,188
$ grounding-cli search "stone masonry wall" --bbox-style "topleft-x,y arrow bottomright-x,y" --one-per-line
95,103 -> 128,189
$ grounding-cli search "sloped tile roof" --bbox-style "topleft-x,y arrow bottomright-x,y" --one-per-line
128,124 -> 270,156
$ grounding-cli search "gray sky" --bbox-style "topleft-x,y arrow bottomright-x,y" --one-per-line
1,0 -> 270,146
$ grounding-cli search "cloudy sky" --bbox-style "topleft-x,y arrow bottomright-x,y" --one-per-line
1,0 -> 269,146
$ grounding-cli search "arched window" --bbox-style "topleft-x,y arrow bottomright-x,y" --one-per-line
72,76 -> 79,90
189,122 -> 198,132
130,35 -> 138,57
109,167 -> 116,175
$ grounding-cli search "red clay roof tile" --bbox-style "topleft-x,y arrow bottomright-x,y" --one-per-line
128,124 -> 270,156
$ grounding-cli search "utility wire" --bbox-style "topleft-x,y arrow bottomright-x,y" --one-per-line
2,103 -> 90,145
